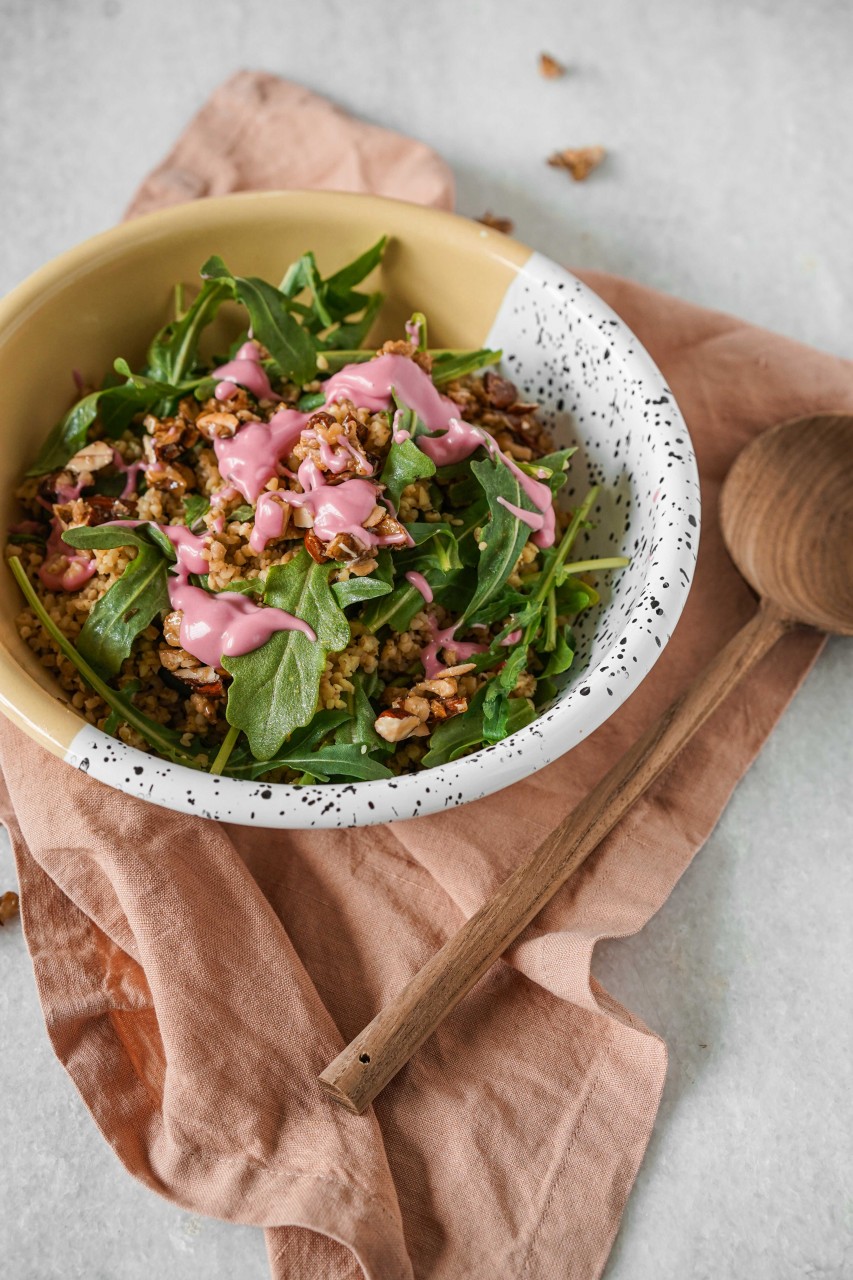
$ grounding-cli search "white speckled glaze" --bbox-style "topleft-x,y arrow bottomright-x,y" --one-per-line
63,249 -> 699,827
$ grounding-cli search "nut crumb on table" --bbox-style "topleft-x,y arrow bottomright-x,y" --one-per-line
0,891 -> 20,925
538,53 -> 566,79
547,145 -> 606,181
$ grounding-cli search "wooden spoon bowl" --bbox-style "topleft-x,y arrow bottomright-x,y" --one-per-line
722,412 -> 853,634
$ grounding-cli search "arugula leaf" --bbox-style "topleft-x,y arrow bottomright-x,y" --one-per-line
62,523 -> 165,553
334,672 -> 386,751
8,556 -> 200,767
62,525 -> 170,677
399,530 -> 461,575
182,493 -> 210,530
7,530 -> 47,546
482,642 -> 530,742
319,291 -> 384,352
518,448 -> 576,495
458,457 -> 539,625
331,575 -> 393,608
219,578 -> 265,596
27,375 -> 176,476
421,687 -> 536,767
223,709 -> 350,777
541,627 -> 575,678
222,548 -> 350,759
403,521 -> 455,545
361,579 -> 425,634
297,391 -> 326,412
229,503 -> 255,523
323,236 -> 387,294
146,277 -> 230,383
430,348 -> 502,385
103,678 -> 141,736
278,250 -> 333,327
201,256 -> 317,386
380,435 -> 436,508
274,744 -> 392,782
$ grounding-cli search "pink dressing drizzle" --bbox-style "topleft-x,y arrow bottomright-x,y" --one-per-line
38,517 -> 97,593
418,416 -> 555,548
159,525 -> 314,667
213,341 -> 279,403
323,353 -> 461,429
405,571 -> 433,603
496,496 -> 547,533
405,319 -> 422,347
250,460 -> 409,554
420,621 -> 487,679
213,408 -> 310,503
501,628 -> 523,646
110,449 -> 145,499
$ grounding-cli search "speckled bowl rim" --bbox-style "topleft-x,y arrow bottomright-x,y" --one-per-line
0,191 -> 700,827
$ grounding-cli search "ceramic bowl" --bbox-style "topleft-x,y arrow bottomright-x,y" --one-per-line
0,192 -> 699,827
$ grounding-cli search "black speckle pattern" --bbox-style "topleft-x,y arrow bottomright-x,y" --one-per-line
63,254 -> 699,831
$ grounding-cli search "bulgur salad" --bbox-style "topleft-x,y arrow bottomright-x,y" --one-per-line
7,239 -> 627,783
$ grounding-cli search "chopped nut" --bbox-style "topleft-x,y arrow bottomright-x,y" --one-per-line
402,694 -> 431,722
162,611 -> 183,647
363,504 -> 386,529
435,663 -> 476,678
292,506 -> 314,528
539,52 -> 565,78
304,530 -> 329,563
547,145 -> 606,181
145,462 -> 196,495
483,371 -> 519,410
158,647 -> 215,679
0,890 -> 19,926
477,212 -> 515,235
374,709 -> 423,743
66,440 -> 114,474
189,690 -> 222,722
196,410 -> 240,440
414,676 -> 457,699
375,340 -> 433,374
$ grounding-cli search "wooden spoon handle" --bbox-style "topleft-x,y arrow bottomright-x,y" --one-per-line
319,600 -> 793,1114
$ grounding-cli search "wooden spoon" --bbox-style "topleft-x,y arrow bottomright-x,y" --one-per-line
319,412 -> 853,1114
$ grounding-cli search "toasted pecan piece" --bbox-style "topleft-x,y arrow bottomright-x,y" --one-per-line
547,145 -> 606,181
538,52 -> 565,78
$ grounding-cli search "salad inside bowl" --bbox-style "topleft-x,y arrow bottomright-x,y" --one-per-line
0,192 -> 699,826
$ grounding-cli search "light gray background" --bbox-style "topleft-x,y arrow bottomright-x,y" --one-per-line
1,2 -> 851,1277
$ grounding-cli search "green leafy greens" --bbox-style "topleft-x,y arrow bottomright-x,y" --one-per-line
222,549 -> 350,759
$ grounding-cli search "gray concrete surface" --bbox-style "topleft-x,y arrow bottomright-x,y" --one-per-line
1,1 -> 852,1277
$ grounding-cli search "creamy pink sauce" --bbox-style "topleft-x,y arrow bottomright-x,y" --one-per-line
110,449 -> 145,499
158,524 -> 314,667
213,341 -> 279,404
405,570 -> 433,603
501,628 -> 523,646
38,517 -> 97,593
405,319 -> 422,347
496,496 -> 547,533
250,460 -> 408,554
213,408 -> 310,503
420,620 -> 487,679
168,578 -> 314,668
418,416 -> 555,548
392,413 -> 411,445
323,353 -> 460,429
